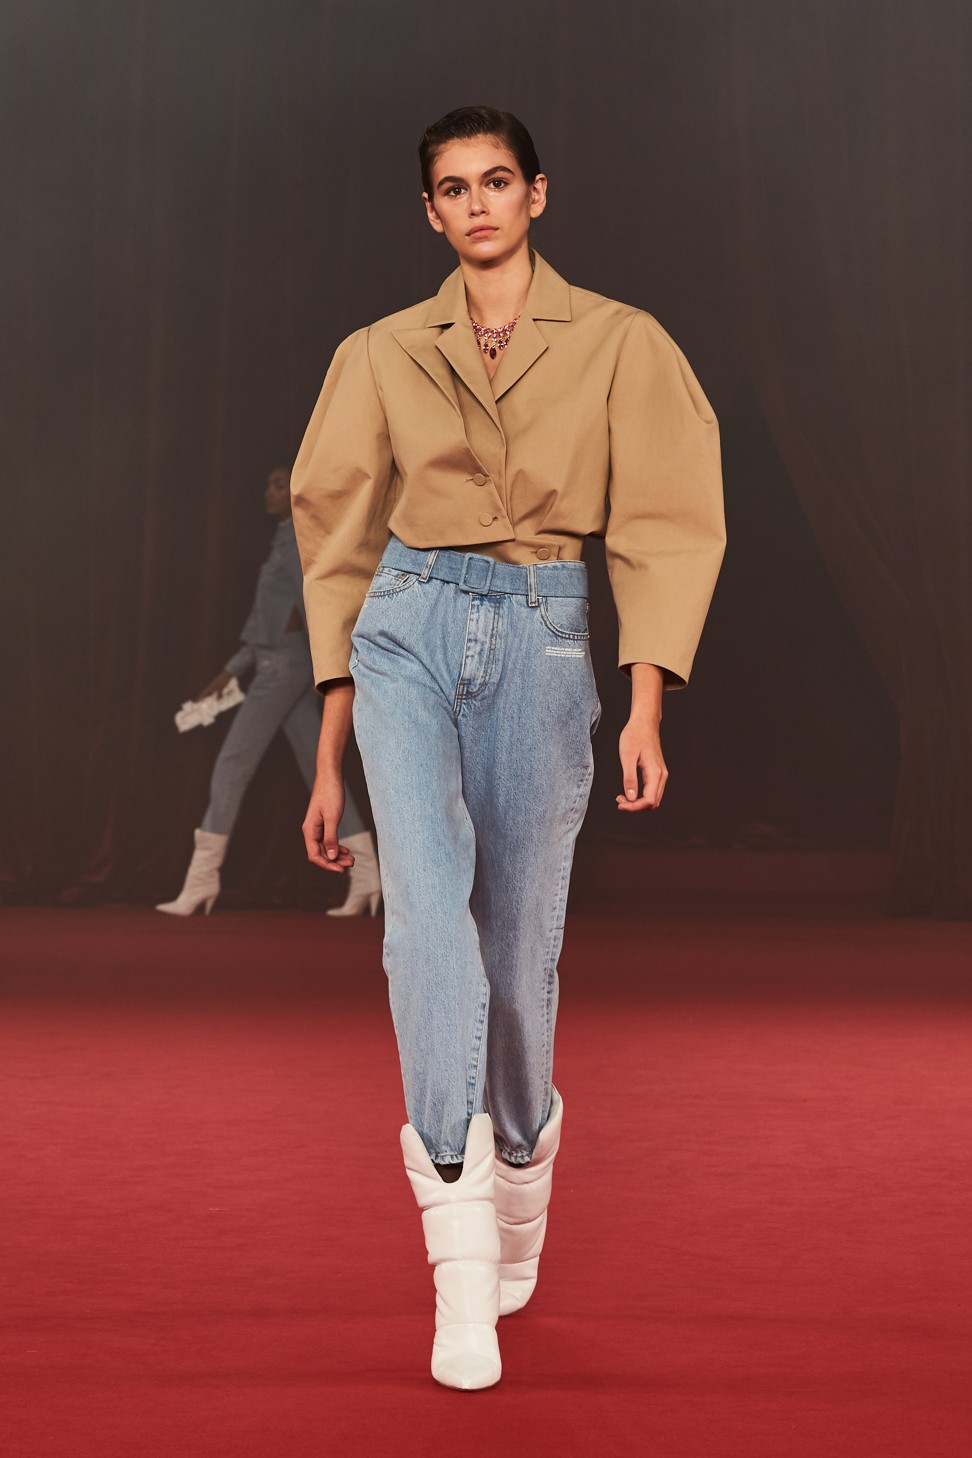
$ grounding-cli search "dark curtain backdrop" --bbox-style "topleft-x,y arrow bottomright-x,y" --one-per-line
729,1 -> 972,915
1,0 -> 964,913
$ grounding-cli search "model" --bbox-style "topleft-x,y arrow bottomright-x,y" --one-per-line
291,107 -> 725,1388
157,466 -> 380,917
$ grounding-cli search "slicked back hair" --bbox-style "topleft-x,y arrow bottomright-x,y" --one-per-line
419,106 -> 541,195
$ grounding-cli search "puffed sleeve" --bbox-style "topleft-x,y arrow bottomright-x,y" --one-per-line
291,328 -> 397,687
606,311 -> 726,685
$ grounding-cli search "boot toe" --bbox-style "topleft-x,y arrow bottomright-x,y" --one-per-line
431,1326 -> 502,1390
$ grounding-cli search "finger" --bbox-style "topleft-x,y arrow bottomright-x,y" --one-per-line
322,825 -> 357,868
619,746 -> 641,803
318,842 -> 356,874
653,768 -> 669,809
615,793 -> 655,813
640,762 -> 668,810
615,768 -> 668,812
302,812 -> 329,869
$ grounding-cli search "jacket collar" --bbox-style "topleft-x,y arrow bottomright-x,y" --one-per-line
393,253 -> 571,425
425,251 -> 573,327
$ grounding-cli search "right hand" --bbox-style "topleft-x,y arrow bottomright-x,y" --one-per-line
195,669 -> 231,702
302,768 -> 354,873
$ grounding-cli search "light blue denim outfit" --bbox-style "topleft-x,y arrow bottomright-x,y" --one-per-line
350,538 -> 600,1166
201,518 -> 365,838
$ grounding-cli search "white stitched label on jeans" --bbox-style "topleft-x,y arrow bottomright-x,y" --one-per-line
545,645 -> 586,657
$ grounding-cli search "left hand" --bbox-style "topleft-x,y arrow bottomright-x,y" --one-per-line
616,714 -> 668,812
196,669 -> 231,702
302,769 -> 355,873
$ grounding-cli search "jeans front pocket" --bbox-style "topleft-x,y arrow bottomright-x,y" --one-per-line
538,596 -> 590,640
366,568 -> 419,599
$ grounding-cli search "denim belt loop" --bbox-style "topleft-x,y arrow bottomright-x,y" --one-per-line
527,564 -> 538,607
458,553 -> 496,594
420,549 -> 439,583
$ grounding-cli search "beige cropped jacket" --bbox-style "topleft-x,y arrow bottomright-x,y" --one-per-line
291,252 -> 725,688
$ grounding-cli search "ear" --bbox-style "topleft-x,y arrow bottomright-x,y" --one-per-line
422,191 -> 445,235
528,173 -> 548,221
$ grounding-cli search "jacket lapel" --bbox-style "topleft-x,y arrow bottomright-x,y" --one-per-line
392,252 -> 573,422
391,327 -> 464,416
435,322 -> 502,428
393,265 -> 502,429
493,252 -> 572,401
491,313 -> 548,401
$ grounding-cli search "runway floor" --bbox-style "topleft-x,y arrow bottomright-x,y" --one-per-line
2,903 -> 970,1457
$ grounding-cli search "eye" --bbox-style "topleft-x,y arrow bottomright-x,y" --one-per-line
487,178 -> 509,190
443,184 -> 465,198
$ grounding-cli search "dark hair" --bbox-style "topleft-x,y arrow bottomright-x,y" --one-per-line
419,106 -> 541,195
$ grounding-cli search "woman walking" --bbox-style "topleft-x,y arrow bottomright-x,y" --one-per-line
157,467 -> 380,917
292,107 -> 724,1387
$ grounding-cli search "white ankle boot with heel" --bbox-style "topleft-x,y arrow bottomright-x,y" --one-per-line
156,828 -> 228,917
401,1112 -> 502,1390
327,830 -> 382,917
494,1087 -> 563,1316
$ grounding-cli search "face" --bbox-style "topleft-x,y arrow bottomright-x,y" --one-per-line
264,468 -> 291,517
423,136 -> 547,266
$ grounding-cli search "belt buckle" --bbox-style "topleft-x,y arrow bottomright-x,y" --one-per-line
458,554 -> 495,595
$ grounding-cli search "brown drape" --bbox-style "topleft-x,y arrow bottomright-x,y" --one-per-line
729,1 -> 972,914
1,1 -> 327,905
4,0 -> 966,913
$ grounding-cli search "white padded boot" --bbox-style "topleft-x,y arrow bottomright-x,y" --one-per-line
400,1112 -> 502,1390
494,1087 -> 563,1316
156,829 -> 228,916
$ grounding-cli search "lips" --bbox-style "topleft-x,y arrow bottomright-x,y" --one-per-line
467,226 -> 497,237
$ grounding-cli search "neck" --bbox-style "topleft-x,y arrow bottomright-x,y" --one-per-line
461,244 -> 534,326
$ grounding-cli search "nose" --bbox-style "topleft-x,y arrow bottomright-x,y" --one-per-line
468,190 -> 487,215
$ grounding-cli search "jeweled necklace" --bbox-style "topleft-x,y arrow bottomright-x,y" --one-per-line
469,314 -> 520,360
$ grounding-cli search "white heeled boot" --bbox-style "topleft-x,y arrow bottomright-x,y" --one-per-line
156,829 -> 228,916
327,830 -> 381,917
494,1087 -> 563,1316
400,1113 -> 502,1390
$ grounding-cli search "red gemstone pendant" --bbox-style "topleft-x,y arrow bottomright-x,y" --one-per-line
489,346 -> 497,359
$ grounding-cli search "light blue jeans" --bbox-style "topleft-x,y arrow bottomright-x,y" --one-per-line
202,638 -> 365,839
351,539 -> 600,1166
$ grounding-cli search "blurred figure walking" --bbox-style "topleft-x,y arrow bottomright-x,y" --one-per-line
157,467 -> 380,917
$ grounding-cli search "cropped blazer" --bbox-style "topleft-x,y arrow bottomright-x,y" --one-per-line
291,252 -> 725,688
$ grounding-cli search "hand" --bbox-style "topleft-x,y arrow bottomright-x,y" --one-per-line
302,768 -> 355,873
195,669 -> 231,702
616,715 -> 668,812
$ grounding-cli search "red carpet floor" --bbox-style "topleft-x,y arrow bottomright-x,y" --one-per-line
1,905 -> 970,1457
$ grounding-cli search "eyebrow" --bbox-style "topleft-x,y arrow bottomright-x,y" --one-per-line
435,165 -> 515,191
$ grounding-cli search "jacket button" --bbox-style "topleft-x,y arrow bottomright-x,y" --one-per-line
470,472 -> 488,486
478,513 -> 495,527
536,548 -> 552,561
